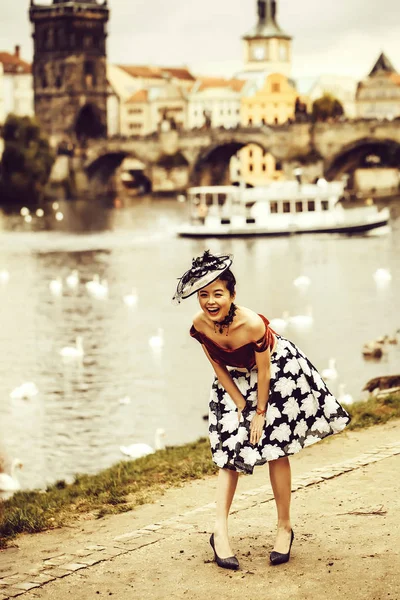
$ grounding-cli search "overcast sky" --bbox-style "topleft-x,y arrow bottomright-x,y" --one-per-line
0,0 -> 399,80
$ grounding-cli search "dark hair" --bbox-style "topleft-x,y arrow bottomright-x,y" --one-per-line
218,268 -> 236,296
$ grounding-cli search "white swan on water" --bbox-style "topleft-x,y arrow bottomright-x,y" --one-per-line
0,459 -> 23,501
66,270 -> 79,290
49,277 -> 63,296
322,358 -> 338,381
338,383 -> 354,405
373,268 -> 392,284
149,328 -> 164,350
120,428 -> 166,459
0,270 -> 10,284
60,336 -> 84,359
293,275 -> 311,288
86,275 -> 108,299
269,312 -> 290,333
123,288 -> 138,307
288,306 -> 314,327
10,382 -> 39,400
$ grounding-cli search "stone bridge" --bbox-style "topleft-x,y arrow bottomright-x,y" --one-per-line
84,120 -> 400,191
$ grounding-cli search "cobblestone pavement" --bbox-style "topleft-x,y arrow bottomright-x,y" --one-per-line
0,434 -> 399,600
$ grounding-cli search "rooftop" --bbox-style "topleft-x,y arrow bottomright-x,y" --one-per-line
117,65 -> 195,82
0,46 -> 31,75
369,52 -> 398,77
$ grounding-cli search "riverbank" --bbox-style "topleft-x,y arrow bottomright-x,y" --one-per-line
0,414 -> 399,600
1,391 -> 399,551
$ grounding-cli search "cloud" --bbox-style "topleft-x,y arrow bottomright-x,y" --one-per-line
0,0 -> 399,79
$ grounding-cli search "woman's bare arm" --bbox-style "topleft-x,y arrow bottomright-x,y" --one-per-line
255,346 -> 271,412
201,346 -> 246,410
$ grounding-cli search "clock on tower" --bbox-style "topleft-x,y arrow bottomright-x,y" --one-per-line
252,44 -> 266,61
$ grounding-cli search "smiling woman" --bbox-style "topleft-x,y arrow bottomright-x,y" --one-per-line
173,250 -> 351,571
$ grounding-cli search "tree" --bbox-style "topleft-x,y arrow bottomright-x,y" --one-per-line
0,114 -> 55,210
312,94 -> 344,122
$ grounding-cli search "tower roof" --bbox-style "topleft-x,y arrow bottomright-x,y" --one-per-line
369,52 -> 397,76
243,0 -> 292,40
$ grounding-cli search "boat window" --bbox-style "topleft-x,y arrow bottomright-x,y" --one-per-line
283,202 -> 291,213
295,201 -> 303,213
321,200 -> 329,211
270,202 -> 278,214
307,200 -> 315,212
221,218 -> 231,225
218,194 -> 227,206
205,193 -> 214,206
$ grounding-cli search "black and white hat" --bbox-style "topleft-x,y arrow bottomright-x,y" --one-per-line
173,250 -> 233,303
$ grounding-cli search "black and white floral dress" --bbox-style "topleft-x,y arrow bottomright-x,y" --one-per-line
191,319 -> 351,475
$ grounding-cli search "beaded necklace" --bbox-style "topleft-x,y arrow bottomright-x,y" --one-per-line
213,303 -> 237,336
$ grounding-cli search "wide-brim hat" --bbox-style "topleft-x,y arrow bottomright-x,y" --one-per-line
173,250 -> 233,303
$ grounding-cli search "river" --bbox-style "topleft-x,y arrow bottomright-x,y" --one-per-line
0,196 -> 399,491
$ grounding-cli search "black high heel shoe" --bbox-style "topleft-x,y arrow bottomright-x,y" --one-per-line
209,534 -> 240,571
270,529 -> 294,566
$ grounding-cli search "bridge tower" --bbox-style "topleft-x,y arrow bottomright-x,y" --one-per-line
242,0 -> 292,77
29,0 -> 109,146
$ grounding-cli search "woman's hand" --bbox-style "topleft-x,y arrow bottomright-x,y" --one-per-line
250,413 -> 266,445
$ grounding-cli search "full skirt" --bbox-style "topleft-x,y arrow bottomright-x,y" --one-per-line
208,335 -> 351,474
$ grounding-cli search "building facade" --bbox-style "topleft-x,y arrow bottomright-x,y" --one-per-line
29,0 -> 109,145
356,53 -> 400,120
241,72 -> 297,126
240,0 -> 292,78
0,46 -> 34,124
121,82 -> 187,137
187,78 -> 245,130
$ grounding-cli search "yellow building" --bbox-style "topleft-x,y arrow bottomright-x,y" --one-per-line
241,72 -> 297,126
230,145 -> 283,186
232,72 -> 297,185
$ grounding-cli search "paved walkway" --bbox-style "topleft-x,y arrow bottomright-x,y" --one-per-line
0,420 -> 399,600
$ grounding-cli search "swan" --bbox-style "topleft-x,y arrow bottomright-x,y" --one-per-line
338,383 -> 354,406
10,382 -> 39,400
49,277 -> 63,296
120,428 -> 166,459
0,459 -> 23,501
322,358 -> 338,381
119,396 -> 131,405
60,336 -> 84,359
0,269 -> 10,284
86,275 -> 108,299
293,275 -> 311,288
123,288 -> 138,307
269,311 -> 290,333
373,268 -> 392,283
66,269 -> 79,290
149,328 -> 164,350
288,306 -> 313,327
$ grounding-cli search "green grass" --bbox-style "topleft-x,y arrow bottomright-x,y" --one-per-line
1,392 -> 399,549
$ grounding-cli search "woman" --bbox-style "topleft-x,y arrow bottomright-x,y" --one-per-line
173,251 -> 351,570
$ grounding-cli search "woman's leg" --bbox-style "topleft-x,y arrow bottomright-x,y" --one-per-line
213,468 -> 239,558
268,457 -> 293,553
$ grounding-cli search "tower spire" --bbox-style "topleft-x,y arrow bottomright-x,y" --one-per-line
244,0 -> 291,40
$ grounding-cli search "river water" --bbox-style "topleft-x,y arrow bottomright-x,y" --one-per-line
0,196 -> 399,491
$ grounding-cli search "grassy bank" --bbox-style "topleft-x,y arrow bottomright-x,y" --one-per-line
1,392 -> 399,549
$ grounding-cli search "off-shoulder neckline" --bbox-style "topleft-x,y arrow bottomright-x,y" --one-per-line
190,313 -> 268,352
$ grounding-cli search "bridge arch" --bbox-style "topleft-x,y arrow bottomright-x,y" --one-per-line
325,137 -> 400,181
190,139 -> 274,186
86,151 -> 152,193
